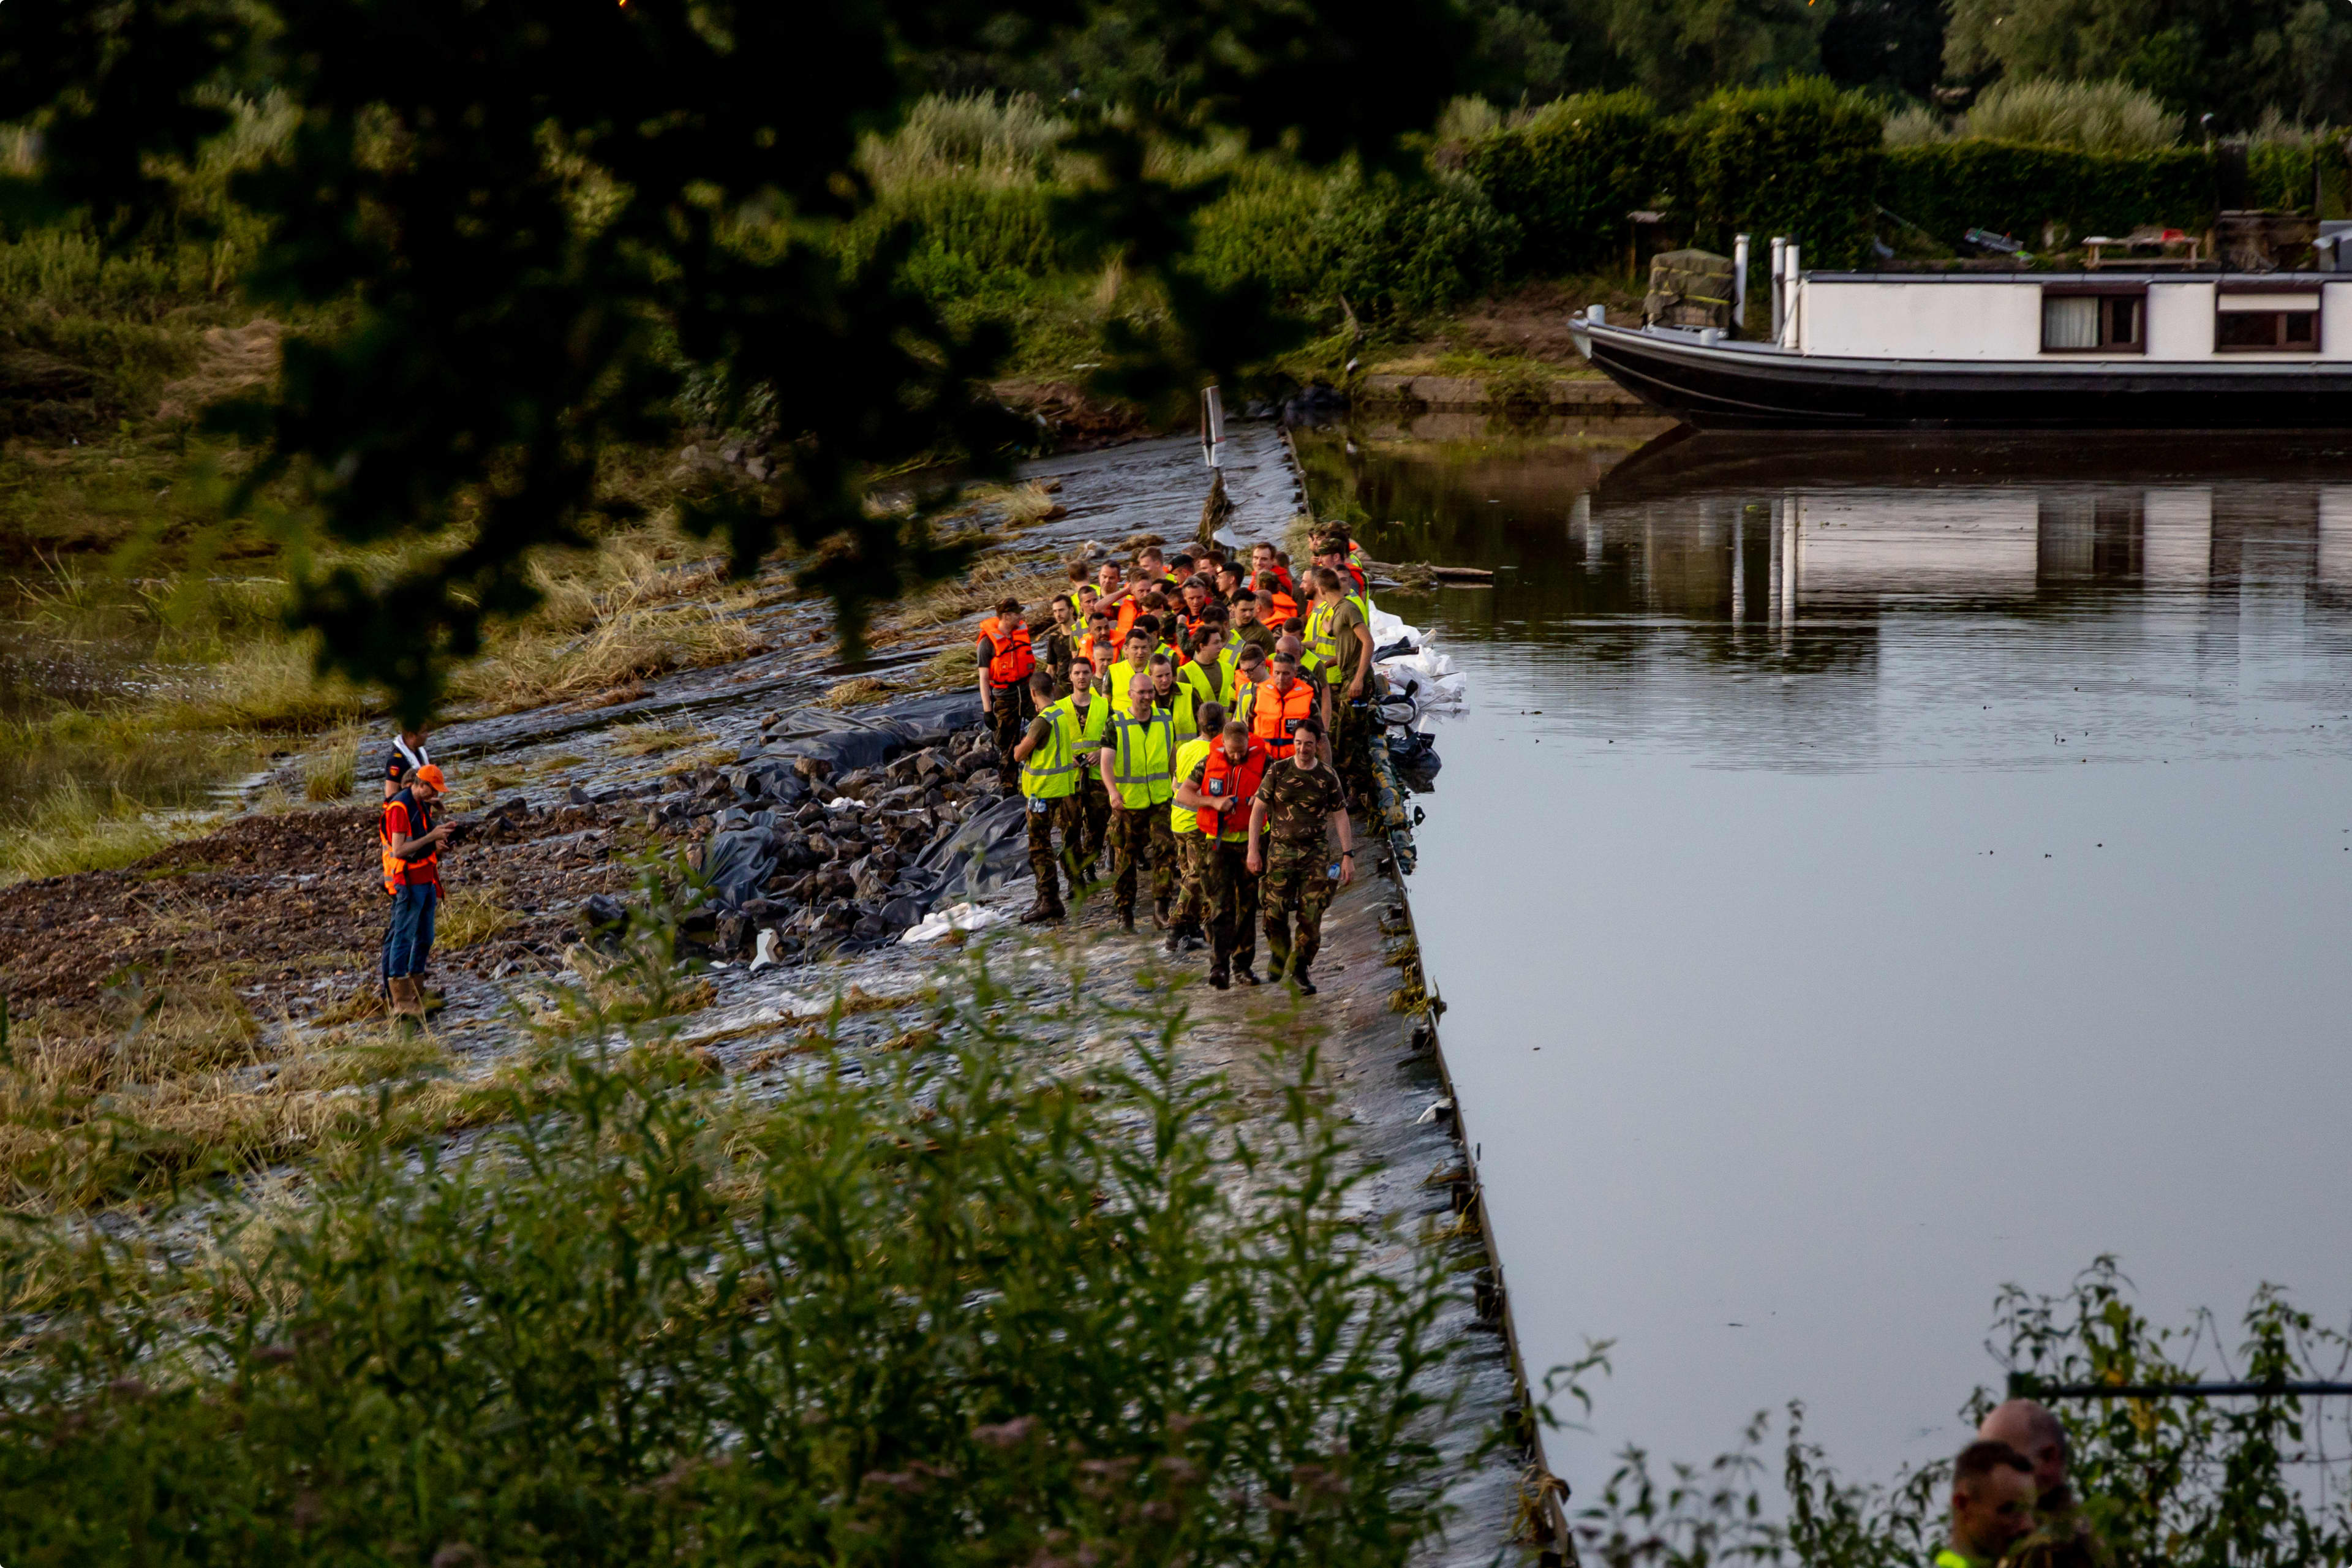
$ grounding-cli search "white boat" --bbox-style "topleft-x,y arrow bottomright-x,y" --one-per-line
1569,259 -> 2352,431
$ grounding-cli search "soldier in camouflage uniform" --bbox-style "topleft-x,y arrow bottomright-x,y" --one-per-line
1011,669 -> 1082,923
1245,716 -> 1353,995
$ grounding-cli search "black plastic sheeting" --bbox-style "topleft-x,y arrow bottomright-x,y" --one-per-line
699,691 -> 1030,922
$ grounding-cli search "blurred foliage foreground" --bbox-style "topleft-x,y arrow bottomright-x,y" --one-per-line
0,928 -> 1468,1566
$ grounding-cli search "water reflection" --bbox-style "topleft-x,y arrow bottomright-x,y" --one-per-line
1298,428 -> 2352,1494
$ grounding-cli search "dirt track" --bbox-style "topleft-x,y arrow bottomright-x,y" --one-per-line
0,799 -> 646,1027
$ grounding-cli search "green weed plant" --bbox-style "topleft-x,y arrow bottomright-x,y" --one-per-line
0,932 -> 1469,1566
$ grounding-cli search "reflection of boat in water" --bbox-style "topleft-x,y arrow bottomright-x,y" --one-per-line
1597,426 -> 2352,503
1587,428 -> 2352,608
1569,270 -> 2352,431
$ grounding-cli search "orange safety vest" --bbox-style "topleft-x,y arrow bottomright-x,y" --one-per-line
978,617 -> 1035,687
1198,737 -> 1270,840
1264,589 -> 1298,630
379,790 -> 441,897
1112,599 -> 1139,650
1248,677 -> 1316,760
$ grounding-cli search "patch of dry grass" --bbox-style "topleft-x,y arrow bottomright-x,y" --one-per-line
605,718 -> 715,757
455,601 -> 761,712
437,888 -> 519,949
817,676 -> 895,709
0,778 -> 191,884
886,550 -> 1067,633
301,720 -> 361,802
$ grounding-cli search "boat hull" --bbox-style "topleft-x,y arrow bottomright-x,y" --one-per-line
1572,321 -> 2352,431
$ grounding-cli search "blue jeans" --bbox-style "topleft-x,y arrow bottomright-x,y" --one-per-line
383,882 -> 438,979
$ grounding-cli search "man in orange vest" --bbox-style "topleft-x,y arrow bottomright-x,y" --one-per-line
380,761 -> 449,1023
1173,717 -> 1270,988
976,597 -> 1037,760
1242,647 -> 1317,760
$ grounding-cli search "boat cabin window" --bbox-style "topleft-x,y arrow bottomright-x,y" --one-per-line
2041,289 -> 2143,353
2214,292 -> 2320,352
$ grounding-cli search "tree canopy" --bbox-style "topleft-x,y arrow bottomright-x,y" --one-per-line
0,0 -> 1468,720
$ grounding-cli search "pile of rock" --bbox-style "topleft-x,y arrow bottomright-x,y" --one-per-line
694,722 -> 1020,961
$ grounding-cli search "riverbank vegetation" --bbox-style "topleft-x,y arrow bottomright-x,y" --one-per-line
0,938 -> 1471,1566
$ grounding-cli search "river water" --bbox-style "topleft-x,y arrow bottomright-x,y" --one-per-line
1300,425 -> 2352,1493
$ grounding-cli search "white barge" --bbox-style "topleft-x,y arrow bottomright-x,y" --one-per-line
1569,263 -> 2352,431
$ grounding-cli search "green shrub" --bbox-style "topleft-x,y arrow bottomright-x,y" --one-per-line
1324,167 -> 1521,317
1190,160 -> 1343,304
1463,90 -> 1668,273
0,953 -> 1467,1566
1882,141 -> 2217,251
1677,78 -> 1883,269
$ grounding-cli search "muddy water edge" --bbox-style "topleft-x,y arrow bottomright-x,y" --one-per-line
0,423 -> 1562,1564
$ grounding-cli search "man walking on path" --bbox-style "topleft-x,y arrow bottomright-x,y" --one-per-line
380,761 -> 449,1023
977,597 -> 1036,760
1175,717 -> 1268,988
1245,717 -> 1351,994
1939,1441 -> 2039,1568
1101,673 -> 1178,932
1305,564 -> 1375,800
1012,668 -> 1084,924
1164,701 -> 1226,956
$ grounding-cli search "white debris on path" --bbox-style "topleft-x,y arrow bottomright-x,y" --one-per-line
1371,606 -> 1468,712
900,901 -> 1011,944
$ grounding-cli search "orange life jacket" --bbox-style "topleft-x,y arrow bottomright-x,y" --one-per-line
1112,600 -> 1139,650
1264,589 -> 1298,630
978,617 -> 1035,687
1248,676 -> 1316,760
1198,737 -> 1270,840
379,790 -> 440,897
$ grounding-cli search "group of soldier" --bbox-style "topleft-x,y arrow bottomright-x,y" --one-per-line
979,532 -> 1380,993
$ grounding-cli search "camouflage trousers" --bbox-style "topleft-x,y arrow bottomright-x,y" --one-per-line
1172,832 -> 1214,932
1106,805 -> 1175,916
1204,838 -> 1261,976
1259,836 -> 1335,978
1336,696 -> 1376,805
989,681 -> 1034,761
1076,777 -> 1111,876
1023,793 -> 1085,910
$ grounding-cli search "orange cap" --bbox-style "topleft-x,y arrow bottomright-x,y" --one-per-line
412,763 -> 447,791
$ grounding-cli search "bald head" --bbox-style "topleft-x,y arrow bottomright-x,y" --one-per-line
1978,1400 -> 2067,1500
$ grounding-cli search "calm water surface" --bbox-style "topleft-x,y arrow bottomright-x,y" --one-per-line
1301,428 -> 2352,1488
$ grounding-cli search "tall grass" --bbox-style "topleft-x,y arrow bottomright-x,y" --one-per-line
1889,80 -> 2182,153
0,943 -> 1468,1563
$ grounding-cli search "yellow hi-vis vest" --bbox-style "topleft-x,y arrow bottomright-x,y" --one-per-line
1107,710 -> 1177,809
1107,658 -> 1151,716
1169,735 -> 1215,835
1149,685 -> 1199,744
1022,696 -> 1107,799
1178,644 -> 1237,710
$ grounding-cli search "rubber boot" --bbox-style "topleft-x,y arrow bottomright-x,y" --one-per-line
1208,960 -> 1231,991
1232,965 -> 1261,986
1019,900 -> 1066,925
1289,967 -> 1317,997
388,974 -> 425,1023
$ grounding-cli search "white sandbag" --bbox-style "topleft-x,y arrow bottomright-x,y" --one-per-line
1370,608 -> 1468,712
901,901 -> 1010,944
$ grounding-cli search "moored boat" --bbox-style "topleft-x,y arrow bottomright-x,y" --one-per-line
1569,268 -> 2352,431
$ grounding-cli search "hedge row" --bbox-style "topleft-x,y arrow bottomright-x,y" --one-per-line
862,84 -> 2352,338
1468,84 -> 2351,270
